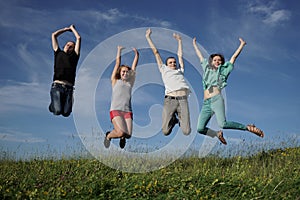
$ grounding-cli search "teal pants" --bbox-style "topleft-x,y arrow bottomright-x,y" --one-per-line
197,94 -> 247,137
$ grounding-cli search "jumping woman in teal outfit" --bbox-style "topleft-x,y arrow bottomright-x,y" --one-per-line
193,36 -> 264,145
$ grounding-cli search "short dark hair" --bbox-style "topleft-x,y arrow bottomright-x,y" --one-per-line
165,56 -> 176,65
64,41 -> 75,46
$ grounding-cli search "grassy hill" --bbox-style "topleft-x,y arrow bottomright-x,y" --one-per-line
1,147 -> 299,199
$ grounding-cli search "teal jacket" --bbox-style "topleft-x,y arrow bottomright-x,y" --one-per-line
201,59 -> 234,90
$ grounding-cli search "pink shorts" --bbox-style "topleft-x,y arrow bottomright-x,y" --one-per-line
110,110 -> 133,121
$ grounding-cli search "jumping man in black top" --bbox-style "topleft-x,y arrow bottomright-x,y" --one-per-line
49,25 -> 81,117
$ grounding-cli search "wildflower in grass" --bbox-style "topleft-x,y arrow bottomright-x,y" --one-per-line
146,182 -> 152,192
212,179 -> 219,185
189,183 -> 194,190
60,189 -> 66,197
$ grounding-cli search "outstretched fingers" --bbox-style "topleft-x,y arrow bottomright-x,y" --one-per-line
146,28 -> 152,37
173,33 -> 181,41
239,38 -> 247,46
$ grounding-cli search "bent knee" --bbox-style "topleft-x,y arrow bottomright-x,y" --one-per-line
117,131 -> 131,139
114,130 -> 125,138
162,129 -> 172,136
182,128 -> 191,135
197,128 -> 206,135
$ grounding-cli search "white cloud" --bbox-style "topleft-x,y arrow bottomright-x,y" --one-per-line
0,81 -> 49,113
0,128 -> 45,143
0,3 -> 174,115
0,3 -> 172,47
263,9 -> 291,25
247,1 -> 291,26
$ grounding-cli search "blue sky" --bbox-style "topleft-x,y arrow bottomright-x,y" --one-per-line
1,0 -> 300,160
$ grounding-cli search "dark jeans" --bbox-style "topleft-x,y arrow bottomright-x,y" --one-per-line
49,83 -> 74,117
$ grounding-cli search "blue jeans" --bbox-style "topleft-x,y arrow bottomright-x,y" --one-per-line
162,96 -> 191,135
49,83 -> 74,117
197,94 -> 247,137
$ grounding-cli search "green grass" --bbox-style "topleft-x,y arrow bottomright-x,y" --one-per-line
1,147 -> 299,200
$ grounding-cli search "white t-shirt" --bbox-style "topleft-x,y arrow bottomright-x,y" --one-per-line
159,64 -> 190,95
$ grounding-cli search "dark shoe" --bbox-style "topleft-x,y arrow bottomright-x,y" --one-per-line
104,131 -> 111,148
172,114 -> 180,126
49,104 -> 53,113
119,138 -> 126,149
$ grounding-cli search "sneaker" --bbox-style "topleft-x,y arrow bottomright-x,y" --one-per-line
119,138 -> 126,149
172,114 -> 180,126
104,131 -> 111,148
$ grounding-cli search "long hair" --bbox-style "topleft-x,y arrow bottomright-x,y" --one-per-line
115,65 -> 131,79
208,54 -> 225,68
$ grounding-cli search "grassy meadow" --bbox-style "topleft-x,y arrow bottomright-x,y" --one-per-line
1,146 -> 299,200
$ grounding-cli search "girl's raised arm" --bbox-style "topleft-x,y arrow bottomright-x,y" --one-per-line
229,38 -> 246,64
131,48 -> 139,71
193,37 -> 204,63
111,46 -> 124,85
